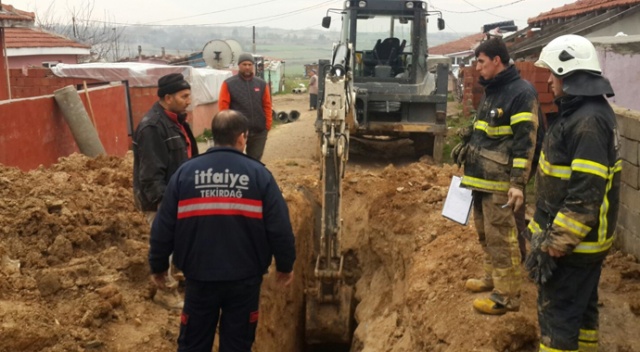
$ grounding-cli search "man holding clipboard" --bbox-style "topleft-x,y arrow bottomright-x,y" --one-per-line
450,38 -> 539,315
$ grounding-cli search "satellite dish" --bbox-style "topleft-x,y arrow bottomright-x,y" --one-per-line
202,39 -> 233,69
225,39 -> 243,65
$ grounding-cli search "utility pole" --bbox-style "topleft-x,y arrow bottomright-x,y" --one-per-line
112,27 -> 118,62
252,26 -> 256,54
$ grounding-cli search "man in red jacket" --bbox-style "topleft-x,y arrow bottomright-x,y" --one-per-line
218,53 -> 272,161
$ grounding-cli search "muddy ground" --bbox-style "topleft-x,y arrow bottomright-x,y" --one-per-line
1,94 -> 639,352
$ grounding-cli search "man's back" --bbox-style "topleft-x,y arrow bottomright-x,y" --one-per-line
149,147 -> 296,282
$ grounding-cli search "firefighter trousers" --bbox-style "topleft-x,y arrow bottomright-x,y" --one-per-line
177,277 -> 262,352
472,191 -> 522,306
538,260 -> 602,352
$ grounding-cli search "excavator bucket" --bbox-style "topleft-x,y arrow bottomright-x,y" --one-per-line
305,284 -> 354,345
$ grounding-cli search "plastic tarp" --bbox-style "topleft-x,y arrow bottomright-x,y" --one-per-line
51,62 -> 232,106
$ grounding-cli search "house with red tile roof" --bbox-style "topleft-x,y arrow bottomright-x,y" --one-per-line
509,0 -> 640,59
1,3 -> 35,99
505,0 -> 640,110
1,4 -> 90,70
429,33 -> 484,66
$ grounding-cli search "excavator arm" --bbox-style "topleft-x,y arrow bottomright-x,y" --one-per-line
305,42 -> 357,345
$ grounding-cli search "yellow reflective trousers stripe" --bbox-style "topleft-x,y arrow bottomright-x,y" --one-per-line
539,343 -> 577,352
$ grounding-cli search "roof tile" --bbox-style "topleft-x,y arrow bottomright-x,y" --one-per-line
429,33 -> 485,56
5,27 -> 91,49
528,0 -> 640,25
0,4 -> 35,23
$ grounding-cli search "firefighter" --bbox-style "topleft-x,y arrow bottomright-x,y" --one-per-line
452,37 -> 539,314
529,34 -> 620,352
149,110 -> 296,352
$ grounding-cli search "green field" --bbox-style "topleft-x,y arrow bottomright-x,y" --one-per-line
258,44 -> 333,76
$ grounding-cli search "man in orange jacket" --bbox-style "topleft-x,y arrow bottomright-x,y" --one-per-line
218,53 -> 272,161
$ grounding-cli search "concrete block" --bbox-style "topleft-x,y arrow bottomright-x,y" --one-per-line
620,138 -> 638,165
617,227 -> 640,260
624,117 -> 640,141
621,161 -> 639,189
618,204 -> 639,235
620,184 -> 640,210
616,115 -> 625,134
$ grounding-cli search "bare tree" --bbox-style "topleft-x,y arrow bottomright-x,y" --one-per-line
35,0 -> 127,62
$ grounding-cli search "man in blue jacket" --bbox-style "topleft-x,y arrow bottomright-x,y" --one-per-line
149,109 -> 296,352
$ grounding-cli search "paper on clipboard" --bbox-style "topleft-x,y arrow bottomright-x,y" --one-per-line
442,176 -> 473,225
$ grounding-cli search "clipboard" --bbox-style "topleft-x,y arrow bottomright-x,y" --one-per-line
442,176 -> 473,225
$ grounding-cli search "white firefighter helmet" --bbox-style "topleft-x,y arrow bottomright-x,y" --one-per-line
534,34 -> 601,76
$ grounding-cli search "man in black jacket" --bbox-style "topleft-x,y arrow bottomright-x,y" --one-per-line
133,73 -> 199,309
149,109 -> 295,352
531,34 -> 620,352
133,73 -> 199,223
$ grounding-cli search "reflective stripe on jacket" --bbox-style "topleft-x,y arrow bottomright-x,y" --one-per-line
149,147 -> 296,281
461,65 -> 539,193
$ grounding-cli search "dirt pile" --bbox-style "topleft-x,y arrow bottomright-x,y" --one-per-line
0,153 -> 175,352
1,144 -> 639,351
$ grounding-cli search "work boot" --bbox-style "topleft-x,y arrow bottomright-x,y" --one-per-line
465,276 -> 494,293
472,293 -> 519,315
153,289 -> 183,310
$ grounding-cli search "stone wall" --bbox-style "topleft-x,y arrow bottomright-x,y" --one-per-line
615,106 -> 640,259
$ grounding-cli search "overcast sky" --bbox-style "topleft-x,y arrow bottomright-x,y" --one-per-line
10,0 -> 578,35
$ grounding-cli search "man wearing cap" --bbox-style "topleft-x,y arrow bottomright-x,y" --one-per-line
219,52 -> 273,161
133,73 -> 199,309
529,34 -> 621,352
308,68 -> 318,110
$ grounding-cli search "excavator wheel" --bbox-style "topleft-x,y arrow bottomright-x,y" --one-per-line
305,284 -> 355,346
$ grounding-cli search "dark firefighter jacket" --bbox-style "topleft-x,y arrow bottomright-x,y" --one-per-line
530,92 -> 621,265
149,147 -> 296,282
461,65 -> 539,193
133,102 -> 198,211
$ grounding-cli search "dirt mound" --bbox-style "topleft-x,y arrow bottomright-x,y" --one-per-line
1,147 -> 639,351
0,153 -> 173,352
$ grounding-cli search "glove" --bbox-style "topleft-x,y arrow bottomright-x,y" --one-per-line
450,125 -> 474,167
450,142 -> 468,168
524,230 -> 557,286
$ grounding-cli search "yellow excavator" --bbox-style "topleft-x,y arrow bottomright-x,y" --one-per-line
307,0 -> 447,347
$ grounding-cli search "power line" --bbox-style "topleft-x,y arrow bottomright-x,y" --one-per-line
460,0 -> 512,20
66,0 -> 339,28
431,0 -> 527,14
140,0 -> 283,25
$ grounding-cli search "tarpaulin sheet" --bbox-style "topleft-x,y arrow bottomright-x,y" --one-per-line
51,63 -> 231,106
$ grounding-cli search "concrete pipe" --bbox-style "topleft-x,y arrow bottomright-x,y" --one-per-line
288,110 -> 301,123
276,111 -> 289,123
54,85 -> 106,157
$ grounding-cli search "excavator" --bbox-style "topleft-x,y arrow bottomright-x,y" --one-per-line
306,0 -> 447,347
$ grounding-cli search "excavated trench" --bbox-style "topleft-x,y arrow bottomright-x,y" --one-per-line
1,153 -> 639,352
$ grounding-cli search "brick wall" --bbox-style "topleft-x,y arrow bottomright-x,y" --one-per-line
0,84 -> 129,171
9,67 -> 100,99
614,106 -> 640,259
461,62 -> 557,120
8,69 -> 213,138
